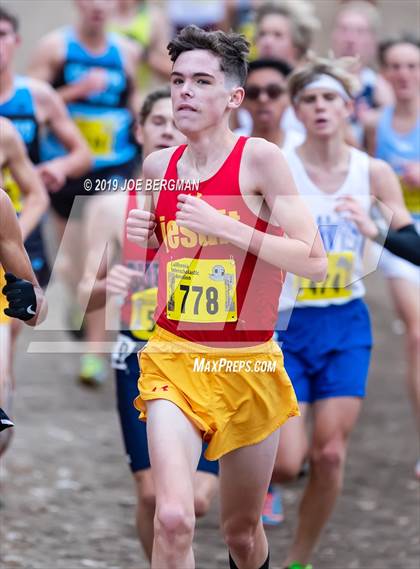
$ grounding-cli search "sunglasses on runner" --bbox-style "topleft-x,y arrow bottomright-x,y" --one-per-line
245,84 -> 286,100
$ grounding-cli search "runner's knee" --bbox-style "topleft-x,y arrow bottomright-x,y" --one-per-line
272,456 -> 302,482
155,503 -> 195,543
194,493 -> 211,518
311,438 -> 345,481
223,519 -> 259,559
136,484 -> 156,513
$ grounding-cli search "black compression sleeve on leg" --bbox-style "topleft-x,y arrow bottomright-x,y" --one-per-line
380,224 -> 420,266
229,552 -> 270,569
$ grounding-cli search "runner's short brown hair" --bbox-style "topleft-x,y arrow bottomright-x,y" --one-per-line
167,25 -> 250,87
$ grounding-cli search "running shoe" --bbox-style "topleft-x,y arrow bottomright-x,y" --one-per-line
284,562 -> 312,569
79,354 -> 108,387
0,407 -> 14,431
262,484 -> 284,526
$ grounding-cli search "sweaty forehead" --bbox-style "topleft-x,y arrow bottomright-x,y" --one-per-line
172,49 -> 223,76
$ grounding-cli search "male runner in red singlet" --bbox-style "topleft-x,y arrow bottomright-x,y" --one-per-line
127,25 -> 327,569
79,86 -> 219,562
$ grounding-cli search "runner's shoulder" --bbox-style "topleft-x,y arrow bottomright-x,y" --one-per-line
244,136 -> 285,164
142,146 -> 181,180
112,32 -> 142,66
242,136 -> 288,177
24,76 -> 58,101
368,156 -> 398,196
369,156 -> 395,179
33,29 -> 65,65
0,117 -> 18,143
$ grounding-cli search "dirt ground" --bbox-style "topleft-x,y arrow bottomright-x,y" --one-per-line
0,270 -> 419,569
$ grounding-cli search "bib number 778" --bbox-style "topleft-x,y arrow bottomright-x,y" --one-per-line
166,258 -> 237,323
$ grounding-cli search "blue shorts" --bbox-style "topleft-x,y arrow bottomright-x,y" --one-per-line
275,299 -> 373,403
115,344 -> 219,475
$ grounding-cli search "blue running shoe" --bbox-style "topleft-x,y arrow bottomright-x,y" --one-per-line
262,484 -> 284,526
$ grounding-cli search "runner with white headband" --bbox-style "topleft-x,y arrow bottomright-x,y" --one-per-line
268,56 -> 415,569
295,73 -> 352,102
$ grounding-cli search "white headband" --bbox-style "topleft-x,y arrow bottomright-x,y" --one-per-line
297,74 -> 351,102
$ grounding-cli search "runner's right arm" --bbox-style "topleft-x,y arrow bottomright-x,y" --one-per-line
0,118 -> 49,240
79,194 -> 143,312
126,150 -> 172,249
0,190 -> 47,325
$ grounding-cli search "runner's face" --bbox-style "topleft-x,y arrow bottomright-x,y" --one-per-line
332,11 -> 375,65
382,44 -> 420,102
171,50 -> 240,135
138,97 -> 186,158
295,88 -> 351,137
244,68 -> 288,129
256,14 -> 296,65
75,0 -> 115,28
0,20 -> 19,72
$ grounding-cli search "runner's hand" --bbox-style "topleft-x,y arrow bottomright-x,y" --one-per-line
176,194 -> 227,237
401,162 -> 420,188
335,196 -> 378,239
37,161 -> 66,192
2,273 -> 37,322
77,68 -> 108,97
127,209 -> 156,246
107,265 -> 143,297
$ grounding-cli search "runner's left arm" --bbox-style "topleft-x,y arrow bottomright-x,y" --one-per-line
336,159 -> 420,265
0,190 -> 47,325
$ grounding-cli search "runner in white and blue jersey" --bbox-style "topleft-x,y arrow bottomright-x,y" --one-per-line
271,56 -> 415,569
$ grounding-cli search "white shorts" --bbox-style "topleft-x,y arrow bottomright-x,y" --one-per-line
374,243 -> 420,286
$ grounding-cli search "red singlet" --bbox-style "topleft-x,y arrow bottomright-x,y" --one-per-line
154,136 -> 285,347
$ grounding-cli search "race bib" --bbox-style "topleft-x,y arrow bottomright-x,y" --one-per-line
130,287 -> 157,341
2,167 -> 22,213
400,180 -> 420,216
111,333 -> 138,370
166,258 -> 237,323
295,252 -> 355,302
74,117 -> 113,156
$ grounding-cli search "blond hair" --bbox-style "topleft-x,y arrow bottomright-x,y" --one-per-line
256,1 -> 320,59
288,54 -> 361,102
335,1 -> 381,35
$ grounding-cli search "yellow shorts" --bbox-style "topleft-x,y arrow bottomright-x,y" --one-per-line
0,269 -> 10,325
135,325 -> 299,461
